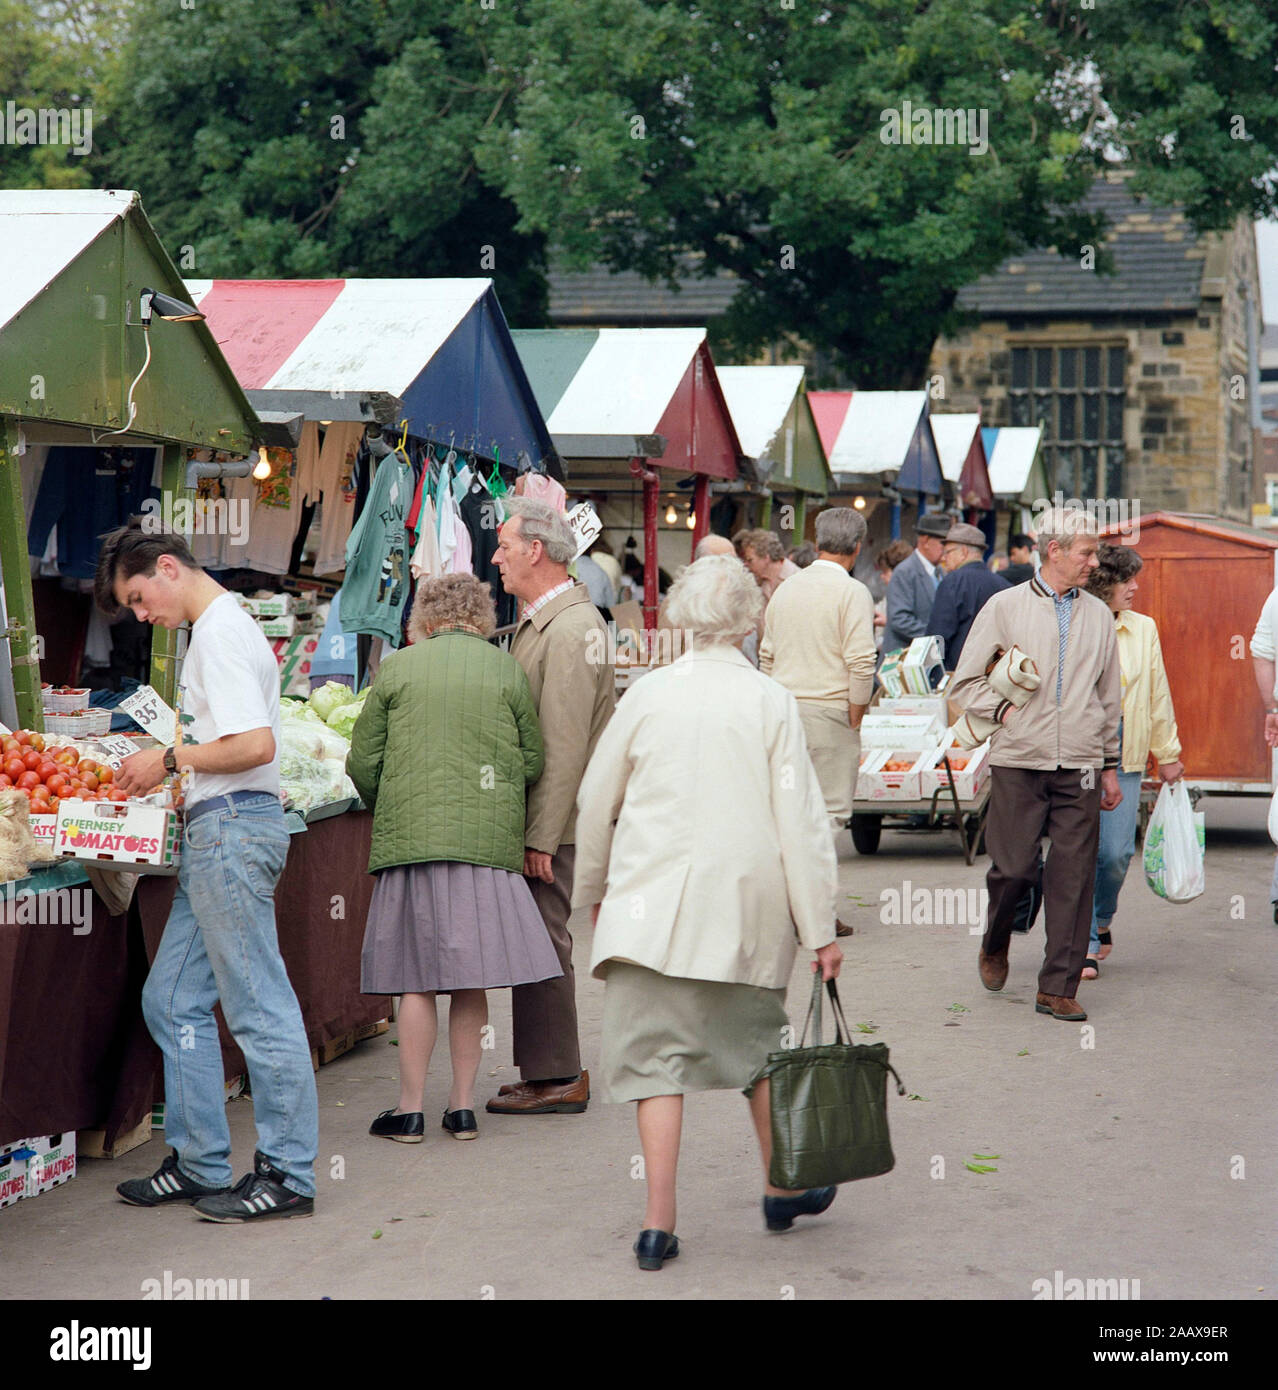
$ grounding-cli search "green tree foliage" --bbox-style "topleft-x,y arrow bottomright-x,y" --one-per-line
93,0 -> 547,322
475,0 -> 1278,385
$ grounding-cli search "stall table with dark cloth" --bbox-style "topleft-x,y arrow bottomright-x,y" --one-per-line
0,810 -> 385,1150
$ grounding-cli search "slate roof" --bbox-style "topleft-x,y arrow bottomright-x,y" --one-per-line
956,176 -> 1209,316
547,258 -> 739,325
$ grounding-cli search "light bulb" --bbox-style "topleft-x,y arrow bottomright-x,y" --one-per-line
664,504 -> 677,525
685,509 -> 695,528
252,447 -> 271,481
853,495 -> 866,510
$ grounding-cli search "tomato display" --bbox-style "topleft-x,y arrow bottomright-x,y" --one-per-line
0,730 -> 140,815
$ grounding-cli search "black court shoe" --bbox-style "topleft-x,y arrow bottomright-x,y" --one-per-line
634,1229 -> 680,1270
369,1109 -> 425,1143
441,1109 -> 478,1140
763,1185 -> 837,1232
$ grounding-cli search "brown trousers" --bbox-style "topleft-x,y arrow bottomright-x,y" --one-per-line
511,845 -> 581,1081
983,766 -> 1101,998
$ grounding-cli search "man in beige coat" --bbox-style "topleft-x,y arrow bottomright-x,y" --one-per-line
488,498 -> 615,1114
760,508 -> 877,934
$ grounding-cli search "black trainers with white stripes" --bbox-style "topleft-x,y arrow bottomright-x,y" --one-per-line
192,1151 -> 314,1223
117,1150 -> 230,1207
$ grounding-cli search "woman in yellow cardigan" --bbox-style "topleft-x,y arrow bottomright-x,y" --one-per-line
1083,545 -> 1185,978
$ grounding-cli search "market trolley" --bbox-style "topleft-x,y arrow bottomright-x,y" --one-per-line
850,748 -> 992,866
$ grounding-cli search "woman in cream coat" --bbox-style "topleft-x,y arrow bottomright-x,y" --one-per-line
573,555 -> 843,1270
1083,544 -> 1184,978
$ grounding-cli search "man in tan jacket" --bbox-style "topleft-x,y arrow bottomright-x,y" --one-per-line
488,498 -> 615,1114
949,506 -> 1121,1022
760,507 -> 878,935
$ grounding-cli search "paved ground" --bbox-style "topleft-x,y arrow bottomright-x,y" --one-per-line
7,797 -> 1276,1300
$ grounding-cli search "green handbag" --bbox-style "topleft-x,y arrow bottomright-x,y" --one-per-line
745,974 -> 905,1190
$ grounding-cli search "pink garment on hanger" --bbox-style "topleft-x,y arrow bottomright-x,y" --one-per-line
448,516 -> 473,576
515,473 -> 567,512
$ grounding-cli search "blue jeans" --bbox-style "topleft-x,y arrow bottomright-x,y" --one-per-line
142,794 -> 318,1196
1089,771 -> 1143,956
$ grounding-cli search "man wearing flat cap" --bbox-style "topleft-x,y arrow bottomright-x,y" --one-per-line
926,522 -> 1010,668
881,513 -> 950,657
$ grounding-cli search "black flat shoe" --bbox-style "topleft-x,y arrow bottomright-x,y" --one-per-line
369,1109 -> 425,1143
441,1108 -> 478,1140
763,1186 -> 837,1232
634,1228 -> 679,1270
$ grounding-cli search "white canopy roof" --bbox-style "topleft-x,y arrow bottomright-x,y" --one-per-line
929,412 -> 983,484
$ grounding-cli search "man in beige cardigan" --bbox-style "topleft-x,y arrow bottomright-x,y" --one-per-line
949,506 -> 1122,1021
488,498 -> 615,1114
760,507 -> 877,936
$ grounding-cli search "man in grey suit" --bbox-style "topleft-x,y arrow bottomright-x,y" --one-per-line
881,513 -> 950,656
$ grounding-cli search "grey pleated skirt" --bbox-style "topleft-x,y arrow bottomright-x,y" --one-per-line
361,861 -> 563,994
598,961 -> 789,1103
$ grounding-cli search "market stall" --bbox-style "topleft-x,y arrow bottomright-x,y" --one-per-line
983,425 -> 1049,544
186,277 -> 561,655
716,365 -> 830,543
808,390 -> 947,568
1099,511 -> 1278,808
0,194 -> 387,1197
930,412 -> 995,546
512,327 -> 749,628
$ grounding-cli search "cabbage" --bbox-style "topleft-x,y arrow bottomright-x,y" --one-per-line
308,680 -> 357,723
325,695 -> 367,741
282,699 -> 325,726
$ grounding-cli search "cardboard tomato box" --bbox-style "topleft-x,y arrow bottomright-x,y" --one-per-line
54,800 -> 179,873
860,712 -> 946,750
0,1142 -> 31,1210
23,1132 -> 76,1197
919,736 -> 992,801
243,594 -> 295,618
28,813 -> 59,853
856,748 -> 925,801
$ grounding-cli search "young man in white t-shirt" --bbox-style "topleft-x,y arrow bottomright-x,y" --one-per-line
95,521 -> 318,1221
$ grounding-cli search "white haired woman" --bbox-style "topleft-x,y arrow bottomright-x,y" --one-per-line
572,555 -> 843,1270
347,573 -> 561,1144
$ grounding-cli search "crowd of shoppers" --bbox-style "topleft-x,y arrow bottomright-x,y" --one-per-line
95,495 -> 1202,1267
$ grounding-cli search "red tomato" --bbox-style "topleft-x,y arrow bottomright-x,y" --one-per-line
38,761 -> 58,781
16,771 -> 40,790
14,731 -> 32,747
4,757 -> 25,780
28,733 -> 45,753
22,749 -> 41,771
0,774 -> 10,789
55,750 -> 77,766
46,797 -> 60,813
76,760 -> 97,778
81,772 -> 100,792
46,775 -> 68,797
97,765 -> 114,784
1,737 -> 18,754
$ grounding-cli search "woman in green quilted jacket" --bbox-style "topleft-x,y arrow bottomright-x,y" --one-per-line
346,572 -> 559,1145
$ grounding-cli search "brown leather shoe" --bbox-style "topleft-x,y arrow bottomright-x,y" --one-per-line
835,918 -> 854,938
978,949 -> 1008,991
1035,992 -> 1087,1021
486,1070 -> 590,1115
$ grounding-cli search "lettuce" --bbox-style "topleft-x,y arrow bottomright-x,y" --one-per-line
325,695 -> 367,741
308,680 -> 357,723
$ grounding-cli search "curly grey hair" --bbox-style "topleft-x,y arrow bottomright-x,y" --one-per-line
408,572 -> 497,642
502,497 -> 577,565
663,554 -> 763,646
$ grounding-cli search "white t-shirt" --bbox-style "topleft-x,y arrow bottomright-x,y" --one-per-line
1250,588 -> 1278,698
178,592 -> 281,805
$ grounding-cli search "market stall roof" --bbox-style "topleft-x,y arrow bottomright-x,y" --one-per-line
930,412 -> 994,511
510,327 -> 743,480
808,390 -> 943,495
982,426 -> 1049,505
716,366 -> 829,499
0,190 -> 270,453
186,278 -> 560,476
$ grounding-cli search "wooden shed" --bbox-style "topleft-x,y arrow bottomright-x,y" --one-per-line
1099,511 -> 1278,791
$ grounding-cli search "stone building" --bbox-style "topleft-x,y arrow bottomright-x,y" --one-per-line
928,174 -> 1261,522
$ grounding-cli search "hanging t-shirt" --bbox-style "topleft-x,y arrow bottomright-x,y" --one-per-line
308,588 -> 359,683
409,495 -> 443,581
338,451 -> 413,647
313,422 -> 366,575
27,446 -> 159,577
177,592 -> 281,806
243,423 -> 320,575
460,479 -> 514,628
